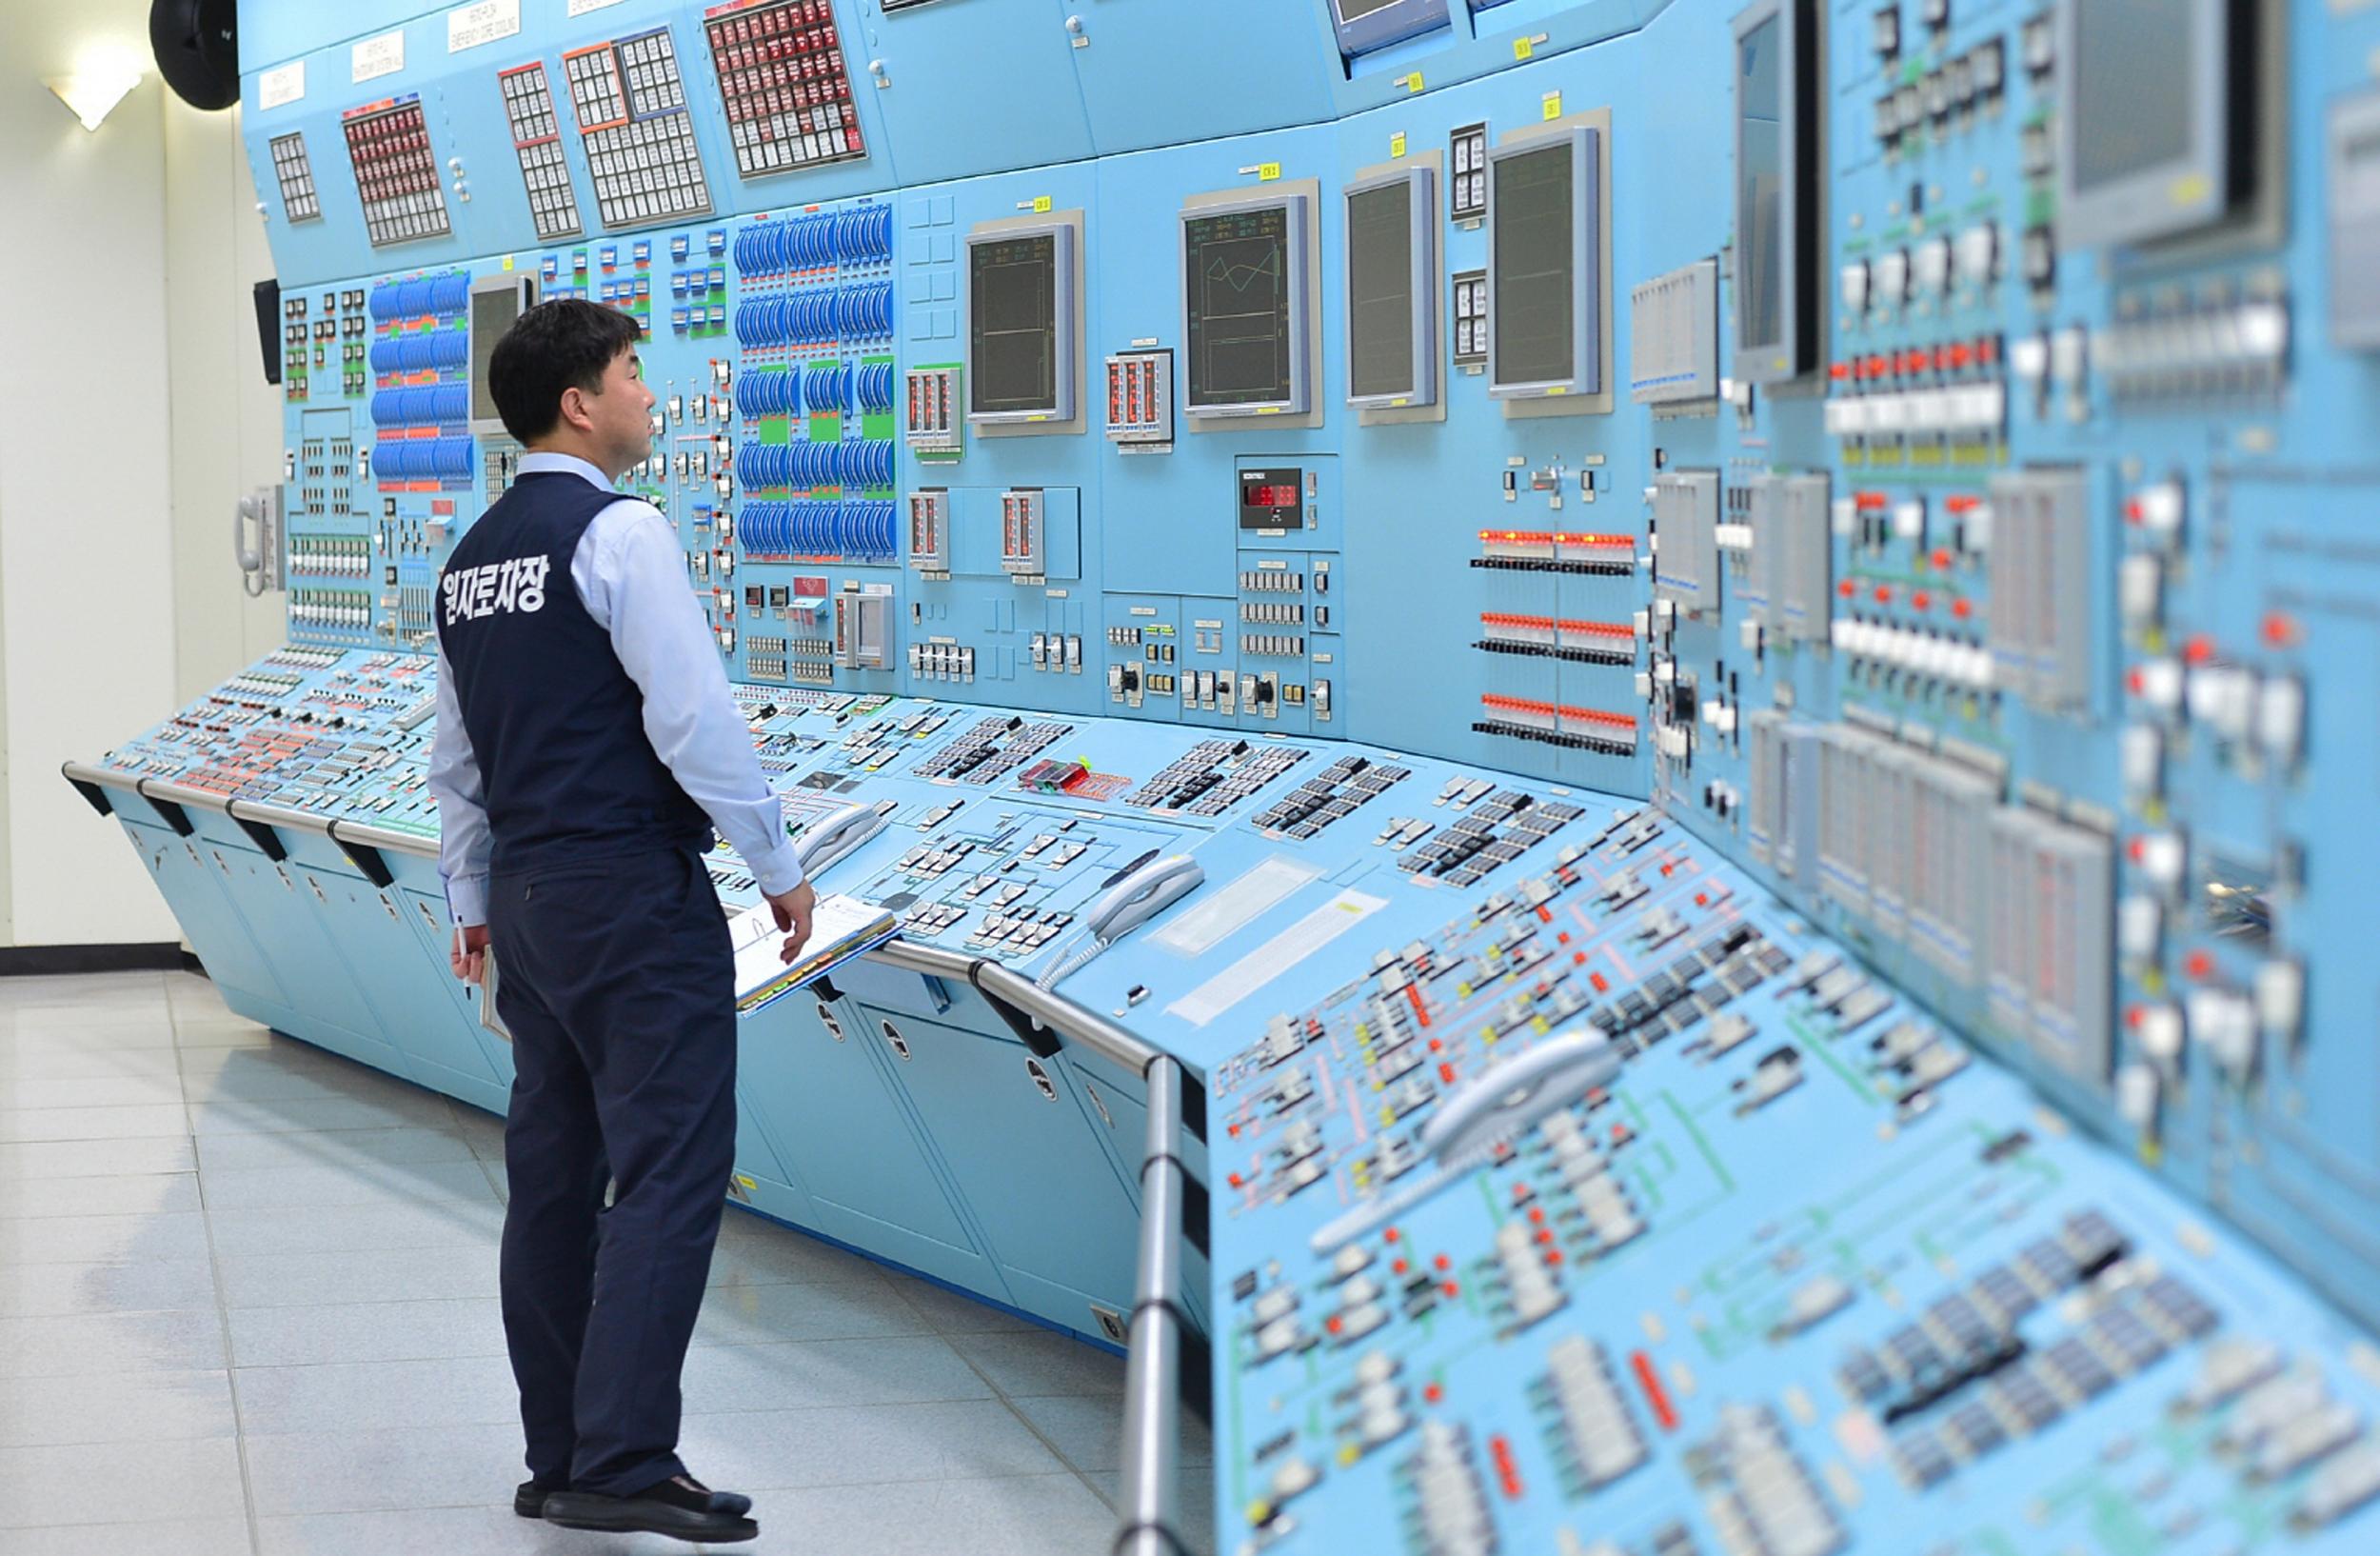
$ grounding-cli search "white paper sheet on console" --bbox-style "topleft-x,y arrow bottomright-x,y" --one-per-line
1164,889 -> 1388,1028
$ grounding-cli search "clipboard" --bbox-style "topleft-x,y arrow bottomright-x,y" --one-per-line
730,893 -> 901,1015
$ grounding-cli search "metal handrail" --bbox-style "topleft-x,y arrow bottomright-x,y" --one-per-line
61,760 -> 141,795
331,818 -> 440,856
227,798 -> 335,837
1115,1056 -> 1189,1556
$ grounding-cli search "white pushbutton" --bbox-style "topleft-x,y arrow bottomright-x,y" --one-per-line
2136,1004 -> 2185,1063
2133,831 -> 2187,888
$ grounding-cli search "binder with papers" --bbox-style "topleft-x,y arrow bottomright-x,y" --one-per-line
730,893 -> 901,1014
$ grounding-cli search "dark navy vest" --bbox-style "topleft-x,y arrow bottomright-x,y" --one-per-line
436,470 -> 712,876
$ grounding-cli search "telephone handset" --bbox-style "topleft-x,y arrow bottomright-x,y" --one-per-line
1082,853 -> 1203,943
792,802 -> 890,879
1037,853 -> 1205,989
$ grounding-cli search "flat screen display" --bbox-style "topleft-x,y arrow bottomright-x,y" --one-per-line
969,234 -> 1060,416
2069,0 -> 2192,193
1491,143 -> 1576,388
1348,179 -> 1418,400
1184,203 -> 1298,409
1736,14 -> 1786,356
470,287 -> 527,429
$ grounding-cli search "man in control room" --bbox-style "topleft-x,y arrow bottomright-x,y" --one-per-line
428,298 -> 814,1546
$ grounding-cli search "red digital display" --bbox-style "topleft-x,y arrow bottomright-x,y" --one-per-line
1246,484 -> 1299,509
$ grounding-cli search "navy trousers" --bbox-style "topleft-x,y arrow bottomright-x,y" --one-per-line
486,846 -> 737,1497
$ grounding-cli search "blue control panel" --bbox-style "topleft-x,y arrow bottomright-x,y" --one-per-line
67,0 -> 2380,1549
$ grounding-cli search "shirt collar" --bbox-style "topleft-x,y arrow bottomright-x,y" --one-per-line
517,450 -> 617,490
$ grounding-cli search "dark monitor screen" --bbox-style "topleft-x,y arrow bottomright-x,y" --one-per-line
1335,0 -> 1407,18
1492,143 -> 1576,388
1348,179 -> 1417,400
1184,203 -> 1297,408
470,285 -> 528,429
969,233 -> 1060,415
1736,13 -> 1785,356
2070,0 -> 2193,193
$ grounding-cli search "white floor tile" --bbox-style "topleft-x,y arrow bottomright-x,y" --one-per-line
235,1353 -> 522,1436
243,1420 -> 530,1518
204,1197 -> 505,1259
0,1256 -> 220,1320
0,1134 -> 196,1179
761,1471 -> 1118,1556
0,1516 -> 252,1556
255,1504 -> 696,1556
0,1435 -> 245,1526
0,1307 -> 229,1379
0,1103 -> 194,1144
0,1169 -> 200,1220
0,1208 -> 212,1266
693,1272 -> 933,1347
680,1335 -> 992,1411
1,1072 -> 187,1110
676,1397 -> 1068,1490
228,1296 -> 507,1367
215,1244 -> 503,1309
197,1156 -> 501,1212
0,1366 -> 238,1447
193,1123 -> 480,1175
949,1328 -> 1129,1399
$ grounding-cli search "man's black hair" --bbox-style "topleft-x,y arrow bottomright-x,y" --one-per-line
487,299 -> 643,445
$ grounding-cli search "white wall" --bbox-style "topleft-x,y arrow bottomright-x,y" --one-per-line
0,3 -> 181,946
165,96 -> 288,705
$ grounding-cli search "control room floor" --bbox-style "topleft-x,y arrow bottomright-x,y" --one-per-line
0,969 -> 1214,1556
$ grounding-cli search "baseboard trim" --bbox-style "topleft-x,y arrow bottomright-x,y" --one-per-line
0,943 -> 202,977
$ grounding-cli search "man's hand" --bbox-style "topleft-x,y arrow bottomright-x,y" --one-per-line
766,882 -> 817,966
451,924 -> 490,985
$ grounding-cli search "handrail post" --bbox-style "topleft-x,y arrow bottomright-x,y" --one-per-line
1114,1055 -> 1187,1556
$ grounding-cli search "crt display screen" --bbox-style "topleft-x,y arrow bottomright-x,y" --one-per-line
1491,143 -> 1576,388
1348,179 -> 1418,400
1184,203 -> 1297,409
470,286 -> 526,429
1736,14 -> 1786,354
1335,0 -> 1409,18
2070,0 -> 2193,193
969,233 -> 1061,416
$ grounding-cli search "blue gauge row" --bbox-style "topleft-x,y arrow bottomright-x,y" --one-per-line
856,361 -> 896,412
367,273 -> 470,322
368,330 -> 469,374
740,499 -> 899,562
737,437 -> 896,491
730,205 -> 895,277
735,366 -> 803,420
371,436 -> 474,481
731,282 -> 895,349
370,384 -> 469,429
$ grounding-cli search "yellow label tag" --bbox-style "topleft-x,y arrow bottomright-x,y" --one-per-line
1378,1107 -> 1397,1127
1390,398 -> 1409,408
1032,195 -> 1053,213
1258,405 -> 1282,413
1258,161 -> 1282,182
1547,385 -> 1570,395
1542,90 -> 1563,120
501,254 -> 515,270
1400,71 -> 1424,93
1390,131 -> 1408,158
734,1174 -> 756,1190
1514,36 -> 1535,60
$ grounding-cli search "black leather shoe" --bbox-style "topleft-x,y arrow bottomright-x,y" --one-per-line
542,1474 -> 759,1543
514,1477 -> 565,1518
